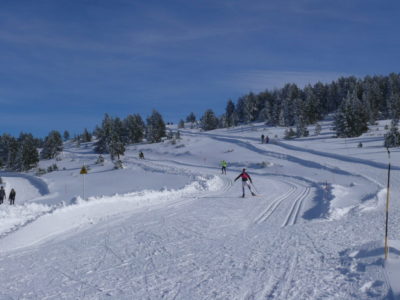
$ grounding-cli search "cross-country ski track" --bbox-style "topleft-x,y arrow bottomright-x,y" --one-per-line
0,123 -> 399,299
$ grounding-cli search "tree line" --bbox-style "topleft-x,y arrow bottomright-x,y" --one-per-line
1,73 -> 400,171
193,73 -> 400,138
0,110 -> 167,171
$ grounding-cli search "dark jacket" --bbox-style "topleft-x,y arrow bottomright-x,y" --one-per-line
235,171 -> 252,183
0,188 -> 5,199
9,189 -> 16,200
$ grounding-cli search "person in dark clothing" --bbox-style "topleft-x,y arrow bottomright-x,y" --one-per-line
139,151 -> 144,159
9,188 -> 16,205
0,186 -> 5,204
265,136 -> 270,143
261,134 -> 265,144
234,168 -> 256,197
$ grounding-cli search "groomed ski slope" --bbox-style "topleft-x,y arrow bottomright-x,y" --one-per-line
0,120 -> 399,299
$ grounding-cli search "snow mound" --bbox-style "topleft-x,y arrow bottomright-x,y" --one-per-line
0,176 -> 224,252
0,203 -> 52,236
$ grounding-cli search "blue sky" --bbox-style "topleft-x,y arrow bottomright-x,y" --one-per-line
1,0 -> 399,137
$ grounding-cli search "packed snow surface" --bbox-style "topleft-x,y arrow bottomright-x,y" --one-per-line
0,120 -> 399,299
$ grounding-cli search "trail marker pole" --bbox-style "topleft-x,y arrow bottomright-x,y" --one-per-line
80,165 -> 88,200
384,148 -> 391,260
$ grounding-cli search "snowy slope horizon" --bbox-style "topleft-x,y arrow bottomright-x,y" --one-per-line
0,119 -> 399,299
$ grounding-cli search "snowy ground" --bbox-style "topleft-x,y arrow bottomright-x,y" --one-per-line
0,120 -> 399,299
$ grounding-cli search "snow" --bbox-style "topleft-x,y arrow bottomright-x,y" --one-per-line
0,120 -> 399,299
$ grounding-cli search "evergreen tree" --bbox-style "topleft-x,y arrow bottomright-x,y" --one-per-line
95,114 -> 114,154
186,112 -> 196,123
146,110 -> 166,143
225,99 -> 237,127
0,134 -> 12,168
200,109 -> 219,131
81,128 -> 92,143
63,130 -> 70,141
113,117 -> 127,144
293,99 -> 309,137
124,114 -> 145,144
41,130 -> 63,159
236,93 -> 259,123
16,133 -> 39,171
94,114 -> 126,159
0,135 -> 19,170
109,130 -> 125,160
178,119 -> 185,129
334,91 -> 369,137
303,85 -> 322,124
384,119 -> 400,147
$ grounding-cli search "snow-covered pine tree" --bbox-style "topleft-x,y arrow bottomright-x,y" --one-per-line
41,130 -> 63,159
293,99 -> 309,137
16,133 -> 39,171
113,117 -> 127,144
303,85 -> 322,124
236,93 -> 258,123
94,114 -> 127,159
225,99 -> 237,127
94,114 -> 114,154
146,110 -> 166,143
0,134 -> 18,170
384,119 -> 400,148
124,114 -> 145,144
334,91 -> 369,138
108,130 -> 125,160
200,109 -> 219,131
0,134 -> 11,168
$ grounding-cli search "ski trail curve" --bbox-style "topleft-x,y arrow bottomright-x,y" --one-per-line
282,186 -> 311,227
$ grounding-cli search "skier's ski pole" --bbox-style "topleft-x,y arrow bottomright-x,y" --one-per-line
384,148 -> 391,260
251,182 -> 260,195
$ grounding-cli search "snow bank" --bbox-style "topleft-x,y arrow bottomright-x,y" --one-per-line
0,203 -> 52,236
0,176 -> 224,252
329,184 -> 383,220
385,240 -> 400,298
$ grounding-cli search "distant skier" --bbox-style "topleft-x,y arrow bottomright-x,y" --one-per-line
0,186 -> 5,204
234,168 -> 256,197
9,188 -> 16,205
220,160 -> 227,175
265,136 -> 269,144
261,134 -> 265,144
139,151 -> 144,159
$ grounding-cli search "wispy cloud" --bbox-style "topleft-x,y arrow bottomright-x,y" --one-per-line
224,70 -> 352,92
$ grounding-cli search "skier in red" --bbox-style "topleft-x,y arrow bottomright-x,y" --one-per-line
234,168 -> 256,197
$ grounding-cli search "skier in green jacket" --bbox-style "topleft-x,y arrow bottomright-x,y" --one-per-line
220,160 -> 227,175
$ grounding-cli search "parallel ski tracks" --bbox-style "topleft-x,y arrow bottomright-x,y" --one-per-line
281,186 -> 310,227
254,182 -> 296,224
254,179 -> 311,227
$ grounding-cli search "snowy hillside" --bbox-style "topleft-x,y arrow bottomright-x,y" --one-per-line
0,120 -> 399,299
